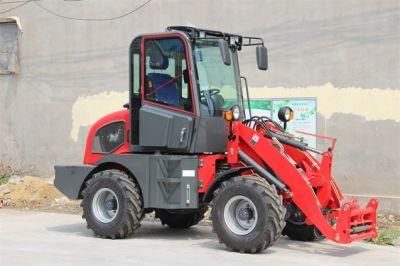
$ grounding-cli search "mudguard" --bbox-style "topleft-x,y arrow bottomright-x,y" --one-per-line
54,165 -> 95,199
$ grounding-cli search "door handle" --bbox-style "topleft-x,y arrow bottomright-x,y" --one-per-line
186,184 -> 190,205
180,128 -> 186,144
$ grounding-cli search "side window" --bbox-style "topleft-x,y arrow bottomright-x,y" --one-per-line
144,37 -> 193,112
92,122 -> 125,154
131,38 -> 141,94
133,54 -> 140,94
181,59 -> 188,98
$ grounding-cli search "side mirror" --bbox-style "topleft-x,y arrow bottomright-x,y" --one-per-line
256,46 -> 268,70
218,39 -> 231,66
278,106 -> 294,130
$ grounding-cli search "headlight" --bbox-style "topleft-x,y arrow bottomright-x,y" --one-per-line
278,106 -> 294,122
232,105 -> 240,120
284,108 -> 291,121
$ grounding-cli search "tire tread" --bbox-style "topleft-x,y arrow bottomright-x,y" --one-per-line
211,175 -> 286,253
81,169 -> 143,239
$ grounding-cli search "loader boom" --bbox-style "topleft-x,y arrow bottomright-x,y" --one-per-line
226,119 -> 378,243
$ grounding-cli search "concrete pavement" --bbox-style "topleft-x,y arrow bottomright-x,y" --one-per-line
0,209 -> 398,266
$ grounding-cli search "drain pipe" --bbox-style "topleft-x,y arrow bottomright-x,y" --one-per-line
238,150 -> 290,195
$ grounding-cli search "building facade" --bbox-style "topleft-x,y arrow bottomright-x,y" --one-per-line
0,0 -> 399,212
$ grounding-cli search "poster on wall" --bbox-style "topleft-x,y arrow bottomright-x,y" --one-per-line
271,99 -> 317,149
244,99 -> 272,118
244,98 -> 317,149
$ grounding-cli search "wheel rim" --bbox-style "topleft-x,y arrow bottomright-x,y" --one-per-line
92,188 -> 119,223
223,195 -> 258,235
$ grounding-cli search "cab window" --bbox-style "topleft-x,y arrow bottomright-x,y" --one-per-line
143,37 -> 193,112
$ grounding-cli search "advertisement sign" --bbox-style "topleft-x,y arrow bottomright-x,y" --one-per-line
244,99 -> 272,118
244,98 -> 317,149
272,99 -> 317,149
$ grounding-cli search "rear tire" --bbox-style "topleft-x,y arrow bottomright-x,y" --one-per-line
155,205 -> 208,229
211,175 -> 285,253
81,170 -> 143,239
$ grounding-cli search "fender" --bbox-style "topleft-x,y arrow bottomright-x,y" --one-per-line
202,166 -> 253,203
54,165 -> 95,199
54,154 -> 149,201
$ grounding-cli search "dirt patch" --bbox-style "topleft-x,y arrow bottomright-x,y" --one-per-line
0,176 -> 81,214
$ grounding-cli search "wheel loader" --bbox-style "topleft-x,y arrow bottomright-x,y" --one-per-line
54,26 -> 378,253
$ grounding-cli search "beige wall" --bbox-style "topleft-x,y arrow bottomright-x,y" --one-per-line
0,0 -> 399,212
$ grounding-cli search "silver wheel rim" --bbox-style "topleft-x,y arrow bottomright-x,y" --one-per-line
223,195 -> 258,235
92,188 -> 119,223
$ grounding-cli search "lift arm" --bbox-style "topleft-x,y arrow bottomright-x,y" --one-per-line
227,121 -> 378,244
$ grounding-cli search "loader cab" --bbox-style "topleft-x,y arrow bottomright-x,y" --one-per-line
129,26 -> 268,154
129,28 -> 246,153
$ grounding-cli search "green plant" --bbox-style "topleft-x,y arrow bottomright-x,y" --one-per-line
365,229 -> 400,245
0,156 -> 35,185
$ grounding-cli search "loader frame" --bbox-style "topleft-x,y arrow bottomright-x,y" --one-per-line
54,26 -> 378,248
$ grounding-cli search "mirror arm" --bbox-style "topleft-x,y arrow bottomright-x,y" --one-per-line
241,36 -> 264,47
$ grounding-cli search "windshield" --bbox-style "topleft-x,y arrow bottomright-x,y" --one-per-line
194,39 -> 241,116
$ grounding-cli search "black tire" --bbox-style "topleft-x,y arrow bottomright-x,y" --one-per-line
282,203 -> 323,241
81,170 -> 143,239
211,175 -> 286,253
155,205 -> 208,229
282,223 -> 317,241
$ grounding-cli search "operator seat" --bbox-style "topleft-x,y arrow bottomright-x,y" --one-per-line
146,73 -> 180,106
146,48 -> 180,107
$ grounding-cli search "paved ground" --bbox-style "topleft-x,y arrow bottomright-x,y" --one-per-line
0,209 -> 399,266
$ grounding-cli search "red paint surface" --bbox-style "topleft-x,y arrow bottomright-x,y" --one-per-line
83,109 -> 130,165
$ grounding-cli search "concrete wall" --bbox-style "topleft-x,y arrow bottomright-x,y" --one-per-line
0,0 -> 399,212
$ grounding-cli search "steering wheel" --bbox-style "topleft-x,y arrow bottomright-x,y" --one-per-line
200,88 -> 220,98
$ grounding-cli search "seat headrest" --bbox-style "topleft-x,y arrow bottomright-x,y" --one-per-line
150,52 -> 169,70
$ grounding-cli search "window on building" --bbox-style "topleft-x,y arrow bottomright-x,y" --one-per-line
0,20 -> 19,74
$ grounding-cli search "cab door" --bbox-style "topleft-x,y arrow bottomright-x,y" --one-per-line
139,34 -> 196,152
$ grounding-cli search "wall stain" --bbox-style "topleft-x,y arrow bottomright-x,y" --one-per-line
252,83 -> 400,122
71,83 -> 400,142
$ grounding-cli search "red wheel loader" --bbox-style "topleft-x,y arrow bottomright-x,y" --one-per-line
54,26 -> 378,253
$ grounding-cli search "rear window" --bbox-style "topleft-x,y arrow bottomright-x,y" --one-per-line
92,122 -> 125,153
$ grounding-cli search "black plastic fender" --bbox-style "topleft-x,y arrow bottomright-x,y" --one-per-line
202,166 -> 253,203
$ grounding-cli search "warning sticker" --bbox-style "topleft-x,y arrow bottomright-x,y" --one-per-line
250,135 -> 260,146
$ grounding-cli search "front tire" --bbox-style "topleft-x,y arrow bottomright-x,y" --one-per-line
81,170 -> 143,239
282,203 -> 323,241
282,223 -> 319,241
211,176 -> 285,253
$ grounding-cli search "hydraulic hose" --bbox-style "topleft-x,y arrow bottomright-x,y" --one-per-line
243,116 -> 322,155
270,132 -> 322,155
238,149 -> 290,194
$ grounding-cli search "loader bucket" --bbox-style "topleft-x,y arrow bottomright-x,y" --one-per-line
333,198 -> 378,243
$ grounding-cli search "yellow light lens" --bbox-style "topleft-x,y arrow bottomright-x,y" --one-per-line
289,111 -> 294,121
224,111 -> 233,121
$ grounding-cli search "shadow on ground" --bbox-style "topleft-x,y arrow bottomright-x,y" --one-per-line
47,221 -> 368,257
